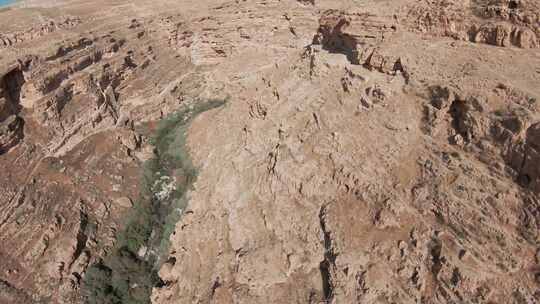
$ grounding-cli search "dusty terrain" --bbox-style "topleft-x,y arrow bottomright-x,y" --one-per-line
0,0 -> 539,303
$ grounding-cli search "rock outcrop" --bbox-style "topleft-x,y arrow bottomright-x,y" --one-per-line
407,0 -> 540,48
0,17 -> 82,48
312,10 -> 401,74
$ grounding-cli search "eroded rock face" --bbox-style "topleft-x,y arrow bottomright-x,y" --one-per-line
0,115 -> 23,153
0,66 -> 25,153
312,10 -> 400,74
508,123 -> 540,193
0,0 -> 539,304
407,0 -> 540,48
0,17 -> 82,48
473,23 -> 539,48
0,1 -> 199,302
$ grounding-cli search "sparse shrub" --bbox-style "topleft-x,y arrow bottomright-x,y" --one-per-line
82,99 -> 226,304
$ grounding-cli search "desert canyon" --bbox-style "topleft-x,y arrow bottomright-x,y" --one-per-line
0,0 -> 539,303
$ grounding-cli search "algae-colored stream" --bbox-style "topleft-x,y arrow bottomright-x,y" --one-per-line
82,99 -> 225,304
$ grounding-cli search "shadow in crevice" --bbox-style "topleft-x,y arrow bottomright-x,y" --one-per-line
0,66 -> 26,154
312,12 -> 360,65
1,66 -> 25,118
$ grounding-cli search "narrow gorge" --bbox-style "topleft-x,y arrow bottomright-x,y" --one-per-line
83,99 -> 226,304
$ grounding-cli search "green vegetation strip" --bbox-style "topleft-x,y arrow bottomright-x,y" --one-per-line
83,99 -> 225,304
